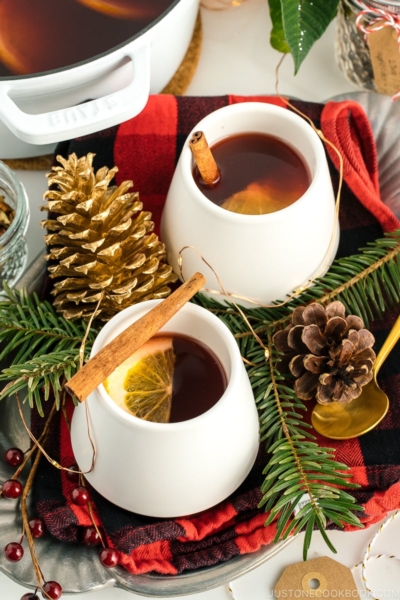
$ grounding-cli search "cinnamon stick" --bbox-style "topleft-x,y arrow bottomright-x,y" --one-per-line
189,131 -> 220,186
65,272 -> 206,403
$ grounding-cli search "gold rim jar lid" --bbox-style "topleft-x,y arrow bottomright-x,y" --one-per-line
351,0 -> 400,13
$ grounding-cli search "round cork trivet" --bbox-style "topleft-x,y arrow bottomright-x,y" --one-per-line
4,11 -> 202,171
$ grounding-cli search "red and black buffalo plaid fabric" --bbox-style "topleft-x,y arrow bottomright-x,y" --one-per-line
33,95 -> 400,576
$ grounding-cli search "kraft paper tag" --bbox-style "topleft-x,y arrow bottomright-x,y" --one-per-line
274,556 -> 359,599
367,22 -> 400,95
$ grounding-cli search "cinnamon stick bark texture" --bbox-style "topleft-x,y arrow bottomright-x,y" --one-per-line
65,272 -> 206,402
189,131 -> 221,186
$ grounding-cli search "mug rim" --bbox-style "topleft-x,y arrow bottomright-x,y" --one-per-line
90,299 -> 243,431
181,101 -> 327,223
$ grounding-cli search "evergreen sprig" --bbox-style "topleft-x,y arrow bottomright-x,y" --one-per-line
195,230 -> 400,335
0,283 -> 98,415
0,230 -> 398,556
195,230 -> 400,558
251,335 -> 364,560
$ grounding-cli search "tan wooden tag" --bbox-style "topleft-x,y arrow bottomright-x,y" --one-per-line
367,22 -> 400,95
274,556 -> 359,599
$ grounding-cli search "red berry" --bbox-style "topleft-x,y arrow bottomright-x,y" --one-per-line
71,486 -> 90,506
29,518 -> 46,538
2,479 -> 23,498
42,581 -> 62,599
65,465 -> 80,485
21,594 -> 39,600
82,526 -> 101,546
99,547 -> 118,568
5,448 -> 24,467
4,542 -> 24,562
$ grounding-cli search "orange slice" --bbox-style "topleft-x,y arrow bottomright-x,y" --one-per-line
221,181 -> 299,215
104,336 -> 175,423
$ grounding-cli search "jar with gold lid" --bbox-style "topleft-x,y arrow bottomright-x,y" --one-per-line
336,0 -> 400,94
0,161 -> 29,287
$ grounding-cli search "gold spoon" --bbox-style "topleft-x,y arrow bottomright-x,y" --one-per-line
312,314 -> 400,440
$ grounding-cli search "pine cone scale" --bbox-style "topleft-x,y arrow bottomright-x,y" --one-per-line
303,303 -> 327,328
294,371 -> 320,400
288,325 -> 308,353
324,316 -> 347,341
301,324 -> 327,356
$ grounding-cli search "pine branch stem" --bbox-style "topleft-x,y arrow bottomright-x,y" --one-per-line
267,334 -> 319,514
0,322 -> 83,344
235,238 -> 400,339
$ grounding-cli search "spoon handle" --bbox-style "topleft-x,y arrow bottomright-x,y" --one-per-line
374,314 -> 400,376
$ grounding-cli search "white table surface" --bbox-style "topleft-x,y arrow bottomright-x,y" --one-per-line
2,1 -> 400,598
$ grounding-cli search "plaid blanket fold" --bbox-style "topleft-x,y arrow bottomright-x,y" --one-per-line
33,94 -> 400,576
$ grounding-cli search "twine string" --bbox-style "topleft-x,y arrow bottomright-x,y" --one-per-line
355,1 -> 400,101
356,1 -> 400,47
353,510 -> 400,599
227,512 -> 400,600
178,245 -> 270,363
274,55 -> 343,277
15,391 -> 94,475
14,293 -> 104,477
227,583 -> 238,599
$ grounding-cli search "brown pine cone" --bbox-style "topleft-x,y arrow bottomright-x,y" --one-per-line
273,301 -> 376,405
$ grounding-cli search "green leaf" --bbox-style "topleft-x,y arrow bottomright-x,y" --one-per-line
280,0 -> 340,74
268,0 -> 290,53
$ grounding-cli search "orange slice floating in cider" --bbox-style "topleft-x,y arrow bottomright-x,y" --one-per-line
221,181 -> 300,215
104,336 -> 175,423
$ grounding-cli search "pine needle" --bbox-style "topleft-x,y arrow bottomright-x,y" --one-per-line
0,283 -> 98,414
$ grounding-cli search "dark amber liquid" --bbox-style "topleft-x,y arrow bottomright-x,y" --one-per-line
193,133 -> 311,214
160,334 -> 227,423
0,0 -> 173,77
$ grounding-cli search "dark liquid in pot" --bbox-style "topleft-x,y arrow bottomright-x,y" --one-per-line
0,0 -> 173,77
193,133 -> 311,215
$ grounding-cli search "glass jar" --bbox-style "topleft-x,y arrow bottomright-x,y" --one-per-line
336,0 -> 400,92
0,161 -> 30,287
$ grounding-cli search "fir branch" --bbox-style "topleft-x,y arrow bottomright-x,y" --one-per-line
0,283 -> 97,414
253,335 -> 363,559
193,233 -> 400,557
195,229 -> 400,337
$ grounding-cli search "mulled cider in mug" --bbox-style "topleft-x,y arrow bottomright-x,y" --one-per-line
193,133 -> 311,216
161,102 -> 338,305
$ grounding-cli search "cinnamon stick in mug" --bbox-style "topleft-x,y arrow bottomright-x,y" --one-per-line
65,272 -> 206,403
189,131 -> 220,186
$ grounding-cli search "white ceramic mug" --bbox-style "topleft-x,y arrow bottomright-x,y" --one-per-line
161,102 -> 338,306
70,300 -> 259,517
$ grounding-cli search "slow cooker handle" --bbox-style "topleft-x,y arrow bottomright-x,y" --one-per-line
0,42 -> 151,146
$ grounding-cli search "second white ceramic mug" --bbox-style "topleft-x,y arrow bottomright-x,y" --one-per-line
70,300 -> 259,517
161,102 -> 338,305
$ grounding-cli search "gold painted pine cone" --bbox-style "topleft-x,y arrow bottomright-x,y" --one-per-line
41,153 -> 177,321
273,301 -> 376,405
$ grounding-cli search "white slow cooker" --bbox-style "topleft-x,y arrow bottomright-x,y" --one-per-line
0,0 -> 199,158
